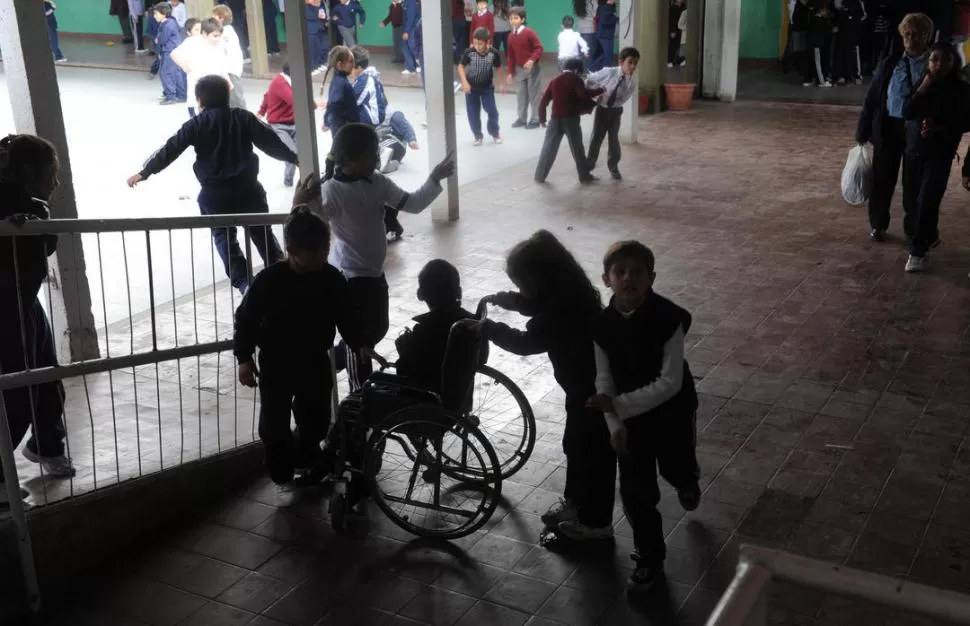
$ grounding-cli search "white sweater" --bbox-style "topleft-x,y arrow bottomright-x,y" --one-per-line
221,24 -> 245,77
310,173 -> 442,279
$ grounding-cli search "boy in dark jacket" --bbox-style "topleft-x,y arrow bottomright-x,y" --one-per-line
535,57 -> 603,184
126,75 -> 297,294
595,0 -> 618,71
587,240 -> 701,590
154,1 -> 187,103
235,207 -> 362,506
395,260 -> 475,394
332,0 -> 366,48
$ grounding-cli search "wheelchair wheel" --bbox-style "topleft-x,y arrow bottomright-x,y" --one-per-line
365,406 -> 502,540
460,365 -> 536,481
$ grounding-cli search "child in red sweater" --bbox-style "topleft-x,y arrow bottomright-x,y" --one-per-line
469,0 -> 494,43
505,5 -> 544,129
535,57 -> 603,184
258,60 -> 298,187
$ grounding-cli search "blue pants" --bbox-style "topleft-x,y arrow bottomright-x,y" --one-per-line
465,86 -> 499,139
597,37 -> 614,72
307,26 -> 329,70
197,184 -> 283,289
582,33 -> 601,70
46,15 -> 63,60
159,52 -> 186,101
402,29 -> 418,71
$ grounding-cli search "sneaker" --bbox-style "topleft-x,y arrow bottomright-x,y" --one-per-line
511,119 -> 526,128
159,99 -> 179,106
802,82 -> 814,87
492,135 -> 503,144
905,254 -> 927,273
679,59 -> 687,68
379,146 -> 393,173
276,483 -> 300,508
382,159 -> 401,174
869,228 -> 886,242
135,49 -> 151,55
540,498 -> 578,526
416,66 -> 422,73
678,483 -> 701,511
837,78 -> 846,86
526,120 -> 541,130
55,57 -> 68,63
820,80 -> 833,88
628,563 -> 663,589
609,169 -> 622,180
22,448 -> 76,477
557,519 -> 614,541
667,62 -> 674,68
402,69 -> 413,75
473,137 -> 483,146
579,174 -> 599,184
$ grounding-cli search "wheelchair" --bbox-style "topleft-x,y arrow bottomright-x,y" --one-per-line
326,317 -> 504,540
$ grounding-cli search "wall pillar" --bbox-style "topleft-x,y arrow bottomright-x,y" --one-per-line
186,0 -> 216,25
702,0 -> 741,101
0,0 -> 99,363
619,0 -> 639,142
245,0 -> 270,77
636,0 -> 668,113
422,0 -> 459,222
282,0 -> 319,177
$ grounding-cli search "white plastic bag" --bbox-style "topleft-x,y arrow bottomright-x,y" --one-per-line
841,144 -> 873,206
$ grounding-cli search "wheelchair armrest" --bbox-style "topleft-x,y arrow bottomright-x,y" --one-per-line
364,375 -> 443,405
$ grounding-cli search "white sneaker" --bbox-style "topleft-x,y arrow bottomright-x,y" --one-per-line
22,448 -> 76,477
382,159 -> 400,174
802,82 -> 814,87
667,62 -> 674,68
540,498 -> 578,526
135,49 -> 150,55
905,255 -> 927,273
379,146 -> 393,173
820,81 -> 833,88
416,66 -> 422,73
402,69 -> 413,75
557,519 -> 614,541
679,60 -> 687,68
276,483 -> 300,508
55,57 -> 68,64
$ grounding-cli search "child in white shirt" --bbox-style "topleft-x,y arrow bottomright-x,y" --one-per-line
292,123 -> 455,392
557,15 -> 589,70
212,4 -> 247,108
172,18 -> 232,118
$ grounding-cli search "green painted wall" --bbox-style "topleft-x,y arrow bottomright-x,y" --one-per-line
58,0 -> 592,52
740,0 -> 781,58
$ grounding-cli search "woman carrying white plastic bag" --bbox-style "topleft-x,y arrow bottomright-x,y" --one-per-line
842,143 -> 872,205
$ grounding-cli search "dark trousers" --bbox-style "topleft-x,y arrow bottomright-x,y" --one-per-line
466,86 -> 500,139
620,410 -> 700,565
582,33 -> 601,70
802,42 -> 832,83
563,402 -> 616,528
587,106 -> 623,173
258,364 -> 331,485
159,52 -> 186,101
902,154 -> 951,256
46,15 -> 63,60
119,14 -> 133,41
832,31 -> 861,80
0,300 -> 66,482
308,26 -> 329,70
535,116 -> 589,182
197,185 -> 283,290
668,30 -> 683,64
391,25 -> 405,61
402,27 -> 418,71
453,17 -> 469,63
271,123 -> 298,184
345,275 -> 390,392
264,0 -> 281,53
869,118 -> 907,232
597,36 -> 614,72
227,0 -> 251,58
868,31 -> 890,75
493,31 -> 510,56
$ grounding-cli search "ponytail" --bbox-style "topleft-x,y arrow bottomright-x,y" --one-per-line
321,45 -> 354,96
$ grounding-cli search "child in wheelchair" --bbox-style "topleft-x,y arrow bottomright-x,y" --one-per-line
234,207 -> 366,507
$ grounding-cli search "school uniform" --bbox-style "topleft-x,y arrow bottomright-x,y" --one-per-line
396,307 -> 476,393
460,45 -> 502,140
138,107 -> 297,290
668,1 -> 686,65
0,185 -> 67,484
305,1 -> 330,71
832,0 -> 865,82
575,0 -> 601,69
594,292 -> 700,569
595,2 -> 618,72
176,35 -> 228,117
259,72 -> 298,185
585,66 -> 636,175
557,28 -> 589,70
234,261 -> 360,485
469,8 -> 495,42
507,24 -> 544,126
264,0 -> 281,54
803,0 -> 834,85
324,70 -> 360,137
402,0 -> 421,72
128,0 -> 146,51
44,1 -> 64,61
226,0 -> 251,58
157,17 -> 186,102
493,9 -> 510,55
220,24 -> 248,108
332,1 -> 366,48
901,76 -> 970,259
535,71 -> 602,182
311,170 -> 443,391
483,297 -> 616,530
382,1 -> 406,62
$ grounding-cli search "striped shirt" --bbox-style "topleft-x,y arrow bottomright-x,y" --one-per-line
459,46 -> 502,88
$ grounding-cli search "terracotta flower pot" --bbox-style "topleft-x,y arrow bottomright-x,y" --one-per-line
664,83 -> 696,111
638,93 -> 650,115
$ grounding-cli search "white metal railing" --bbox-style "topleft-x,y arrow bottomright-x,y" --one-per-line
0,213 -> 295,613
707,545 -> 970,626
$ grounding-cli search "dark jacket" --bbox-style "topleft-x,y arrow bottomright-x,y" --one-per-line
483,294 -> 600,409
595,292 -> 698,419
233,261 -> 359,369
835,0 -> 865,32
791,0 -> 812,31
0,184 -> 58,321
669,1 -> 686,33
395,307 -> 476,393
806,0 -> 834,47
595,3 -> 618,39
324,71 -> 360,135
903,74 -> 970,165
856,47 -> 904,146
403,0 -> 421,32
332,0 -> 366,26
140,107 -> 297,191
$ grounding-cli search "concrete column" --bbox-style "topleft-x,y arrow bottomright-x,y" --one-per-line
245,0 -> 270,77
186,0 -> 216,24
636,0 -> 667,113
702,0 -> 741,101
619,0 -> 639,143
421,0 -> 459,222
282,0 -> 320,177
0,0 -> 99,363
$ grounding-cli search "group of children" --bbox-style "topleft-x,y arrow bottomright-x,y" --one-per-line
792,0 -> 869,87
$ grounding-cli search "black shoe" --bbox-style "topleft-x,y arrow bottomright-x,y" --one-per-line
609,169 -> 622,180
579,174 -> 598,184
677,482 -> 701,512
526,121 -> 541,129
511,119 -> 526,128
869,228 -> 886,242
628,563 -> 664,590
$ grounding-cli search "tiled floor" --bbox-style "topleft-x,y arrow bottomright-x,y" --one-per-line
30,100 -> 970,625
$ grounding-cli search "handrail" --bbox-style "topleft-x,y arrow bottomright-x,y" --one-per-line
0,213 -> 289,235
